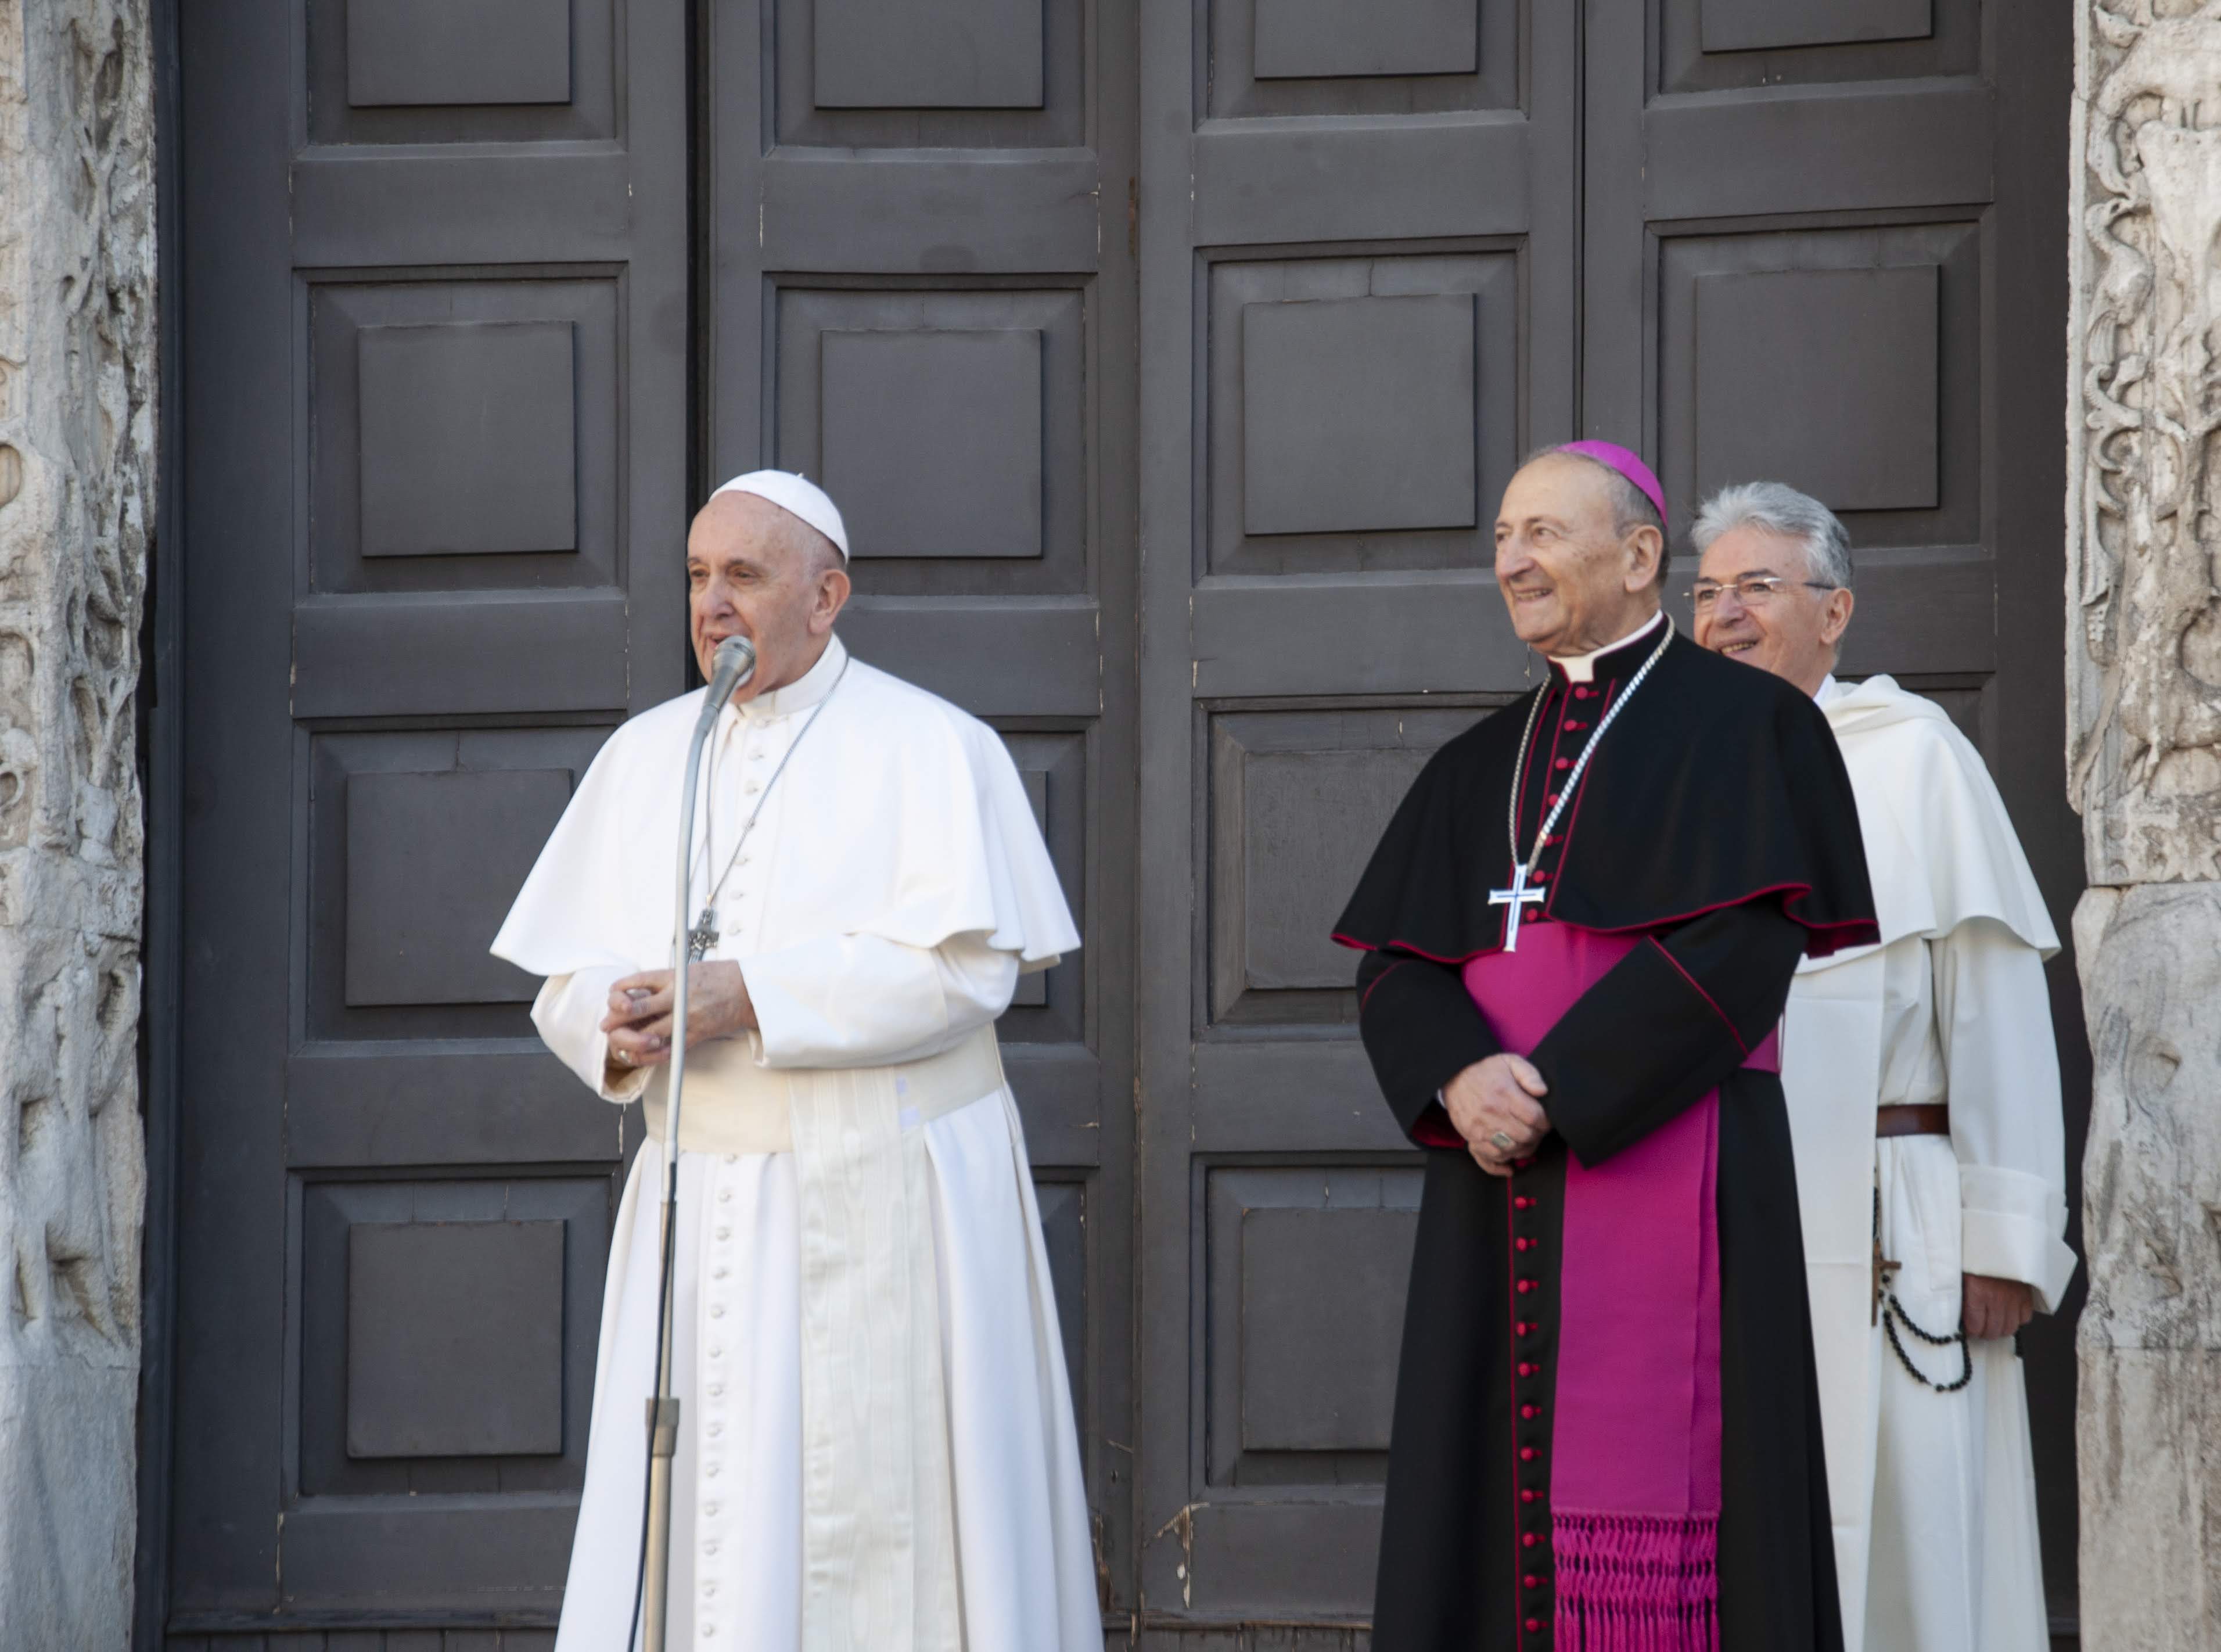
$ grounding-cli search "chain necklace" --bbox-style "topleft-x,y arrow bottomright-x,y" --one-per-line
1489,616 -> 1676,951
685,655 -> 849,960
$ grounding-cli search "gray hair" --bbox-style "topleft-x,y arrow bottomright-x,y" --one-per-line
1690,482 -> 1854,590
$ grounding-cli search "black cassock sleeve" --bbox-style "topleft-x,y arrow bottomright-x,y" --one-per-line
1533,897 -> 1809,1167
1356,950 -> 1501,1146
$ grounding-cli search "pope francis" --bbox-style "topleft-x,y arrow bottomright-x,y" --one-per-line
1691,481 -> 2075,1652
492,472 -> 1100,1652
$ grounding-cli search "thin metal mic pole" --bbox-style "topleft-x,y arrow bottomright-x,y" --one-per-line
634,636 -> 753,1652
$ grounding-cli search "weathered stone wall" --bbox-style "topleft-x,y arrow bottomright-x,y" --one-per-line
0,0 -> 156,1647
2069,3 -> 2221,1645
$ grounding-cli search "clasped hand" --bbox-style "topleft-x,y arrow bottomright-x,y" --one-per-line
601,961 -> 756,1070
1443,1053 -> 1552,1177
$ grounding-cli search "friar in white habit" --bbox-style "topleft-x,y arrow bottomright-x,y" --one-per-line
491,472 -> 1101,1652
1690,482 -> 2076,1652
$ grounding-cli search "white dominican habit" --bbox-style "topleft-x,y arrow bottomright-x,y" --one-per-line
1781,674 -> 2075,1652
493,635 -> 1098,1652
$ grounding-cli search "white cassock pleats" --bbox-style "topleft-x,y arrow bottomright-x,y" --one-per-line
551,1089 -> 1101,1652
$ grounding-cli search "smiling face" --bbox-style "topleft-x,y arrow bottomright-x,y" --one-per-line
685,490 -> 851,700
1691,523 -> 1853,696
1492,452 -> 1665,658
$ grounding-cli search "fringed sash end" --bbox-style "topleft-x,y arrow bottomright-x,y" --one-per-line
1551,1509 -> 1720,1652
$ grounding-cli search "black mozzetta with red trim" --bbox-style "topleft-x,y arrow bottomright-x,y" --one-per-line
1332,627 -> 1879,965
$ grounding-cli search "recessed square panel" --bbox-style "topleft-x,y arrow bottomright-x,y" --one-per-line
820,328 -> 1045,559
346,0 -> 574,107
1242,295 -> 1477,537
1255,0 -> 1478,79
1241,1207 -> 1417,1451
1701,0 -> 1931,53
344,768 -> 573,1007
1242,749 -> 1428,990
358,321 -> 578,558
347,1219 -> 566,1458
814,0 -> 1045,109
1694,265 -> 1938,513
1209,705 -> 1485,1027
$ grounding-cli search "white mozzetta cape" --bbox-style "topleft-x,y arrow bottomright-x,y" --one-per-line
1781,673 -> 2068,1650
493,642 -> 1077,985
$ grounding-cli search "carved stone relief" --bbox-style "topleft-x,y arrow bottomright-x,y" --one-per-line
0,1 -> 154,1646
2069,0 -> 2221,884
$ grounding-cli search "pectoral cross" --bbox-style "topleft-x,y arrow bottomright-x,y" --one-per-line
1489,864 -> 1546,953
687,907 -> 719,962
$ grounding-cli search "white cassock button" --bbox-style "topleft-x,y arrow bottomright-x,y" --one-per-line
710,1305 -> 724,1318
705,1502 -> 721,1517
716,1226 -> 731,1240
709,1383 -> 724,1398
709,1344 -> 723,1357
708,1421 -> 723,1437
705,1540 -> 720,1556
722,1154 -> 736,1165
718,1189 -> 732,1204
705,1463 -> 720,1478
713,1266 -> 728,1279
743,781 -> 761,795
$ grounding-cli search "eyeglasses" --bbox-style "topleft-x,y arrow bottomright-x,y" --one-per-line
1687,575 -> 1838,611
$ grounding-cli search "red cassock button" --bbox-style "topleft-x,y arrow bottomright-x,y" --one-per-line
1516,1279 -> 1534,1294
1564,720 -> 1584,732
1554,757 -> 1572,771
1521,1488 -> 1536,1503
1521,1447 -> 1537,1461
1526,1618 -> 1543,1633
1518,1362 -> 1537,1377
1524,1573 -> 1541,1589
1522,1404 -> 1540,1418
1515,1195 -> 1533,1210
1522,1534 -> 1539,1548
1514,1320 -> 1530,1335
1546,793 -> 1560,806
1515,1237 -> 1530,1251
1574,686 -> 1591,699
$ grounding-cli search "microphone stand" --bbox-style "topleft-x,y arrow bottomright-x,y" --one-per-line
636,641 -> 752,1652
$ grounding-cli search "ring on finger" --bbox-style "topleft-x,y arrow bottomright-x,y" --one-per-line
1489,1130 -> 1515,1153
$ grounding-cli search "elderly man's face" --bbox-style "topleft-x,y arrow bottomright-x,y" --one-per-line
1493,454 -> 1664,658
686,491 -> 850,700
1691,525 -> 1853,697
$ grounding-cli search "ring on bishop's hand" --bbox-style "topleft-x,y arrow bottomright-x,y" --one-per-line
616,1049 -> 633,1065
1489,1130 -> 1515,1153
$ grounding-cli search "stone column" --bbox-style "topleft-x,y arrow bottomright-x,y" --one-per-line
2069,3 -> 2221,1645
0,2 -> 155,1647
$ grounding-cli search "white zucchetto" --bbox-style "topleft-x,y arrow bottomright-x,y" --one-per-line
710,469 -> 851,561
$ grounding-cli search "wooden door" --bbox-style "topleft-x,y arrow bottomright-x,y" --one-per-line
1131,0 -> 2082,1641
1134,0 -> 1582,1629
700,0 -> 1142,1621
1582,3 -> 2083,1628
168,0 -> 687,1640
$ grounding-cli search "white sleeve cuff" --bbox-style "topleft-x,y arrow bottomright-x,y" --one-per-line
1960,1163 -> 2077,1313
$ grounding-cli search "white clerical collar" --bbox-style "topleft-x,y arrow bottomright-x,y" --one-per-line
1549,608 -> 1665,684
726,632 -> 847,725
1815,673 -> 1842,705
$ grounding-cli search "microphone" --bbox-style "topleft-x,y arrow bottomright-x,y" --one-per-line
698,635 -> 757,727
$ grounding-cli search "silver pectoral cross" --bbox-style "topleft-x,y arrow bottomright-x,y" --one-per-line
687,907 -> 719,961
1489,865 -> 1545,952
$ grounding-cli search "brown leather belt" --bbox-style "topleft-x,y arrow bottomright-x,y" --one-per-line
1875,1103 -> 1950,1139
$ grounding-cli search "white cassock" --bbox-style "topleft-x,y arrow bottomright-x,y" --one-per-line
491,634 -> 1101,1652
1780,674 -> 2076,1652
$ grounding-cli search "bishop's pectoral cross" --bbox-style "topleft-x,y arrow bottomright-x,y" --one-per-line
1489,864 -> 1546,953
687,907 -> 719,962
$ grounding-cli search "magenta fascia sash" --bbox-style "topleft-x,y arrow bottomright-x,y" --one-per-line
1462,924 -> 1777,1651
